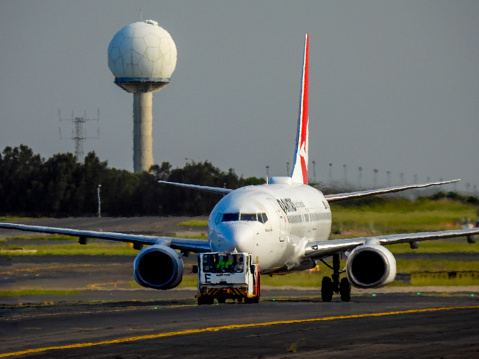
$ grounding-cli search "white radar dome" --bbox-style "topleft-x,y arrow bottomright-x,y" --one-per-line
108,20 -> 177,88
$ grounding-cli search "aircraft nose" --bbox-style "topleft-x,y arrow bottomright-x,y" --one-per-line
215,224 -> 255,253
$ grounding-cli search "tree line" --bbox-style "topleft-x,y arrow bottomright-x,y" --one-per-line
0,145 -> 264,217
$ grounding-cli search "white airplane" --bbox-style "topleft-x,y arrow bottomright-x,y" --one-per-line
1,35 -> 478,302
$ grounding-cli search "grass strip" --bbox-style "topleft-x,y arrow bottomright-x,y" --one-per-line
178,220 -> 208,227
0,289 -> 82,297
330,198 -> 476,234
5,235 -> 77,242
388,240 -> 479,253
1,242 -> 138,256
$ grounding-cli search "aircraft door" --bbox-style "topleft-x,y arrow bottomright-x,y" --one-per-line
267,199 -> 287,243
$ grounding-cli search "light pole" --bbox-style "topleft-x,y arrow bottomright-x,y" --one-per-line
312,160 -> 316,184
266,166 -> 270,184
358,166 -> 363,189
97,184 -> 102,218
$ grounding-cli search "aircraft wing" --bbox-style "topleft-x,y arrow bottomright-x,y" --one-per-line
158,180 -> 232,195
304,227 -> 479,259
0,222 -> 211,253
324,179 -> 459,203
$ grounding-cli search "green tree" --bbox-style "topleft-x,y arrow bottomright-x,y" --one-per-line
0,145 -> 44,214
0,146 -> 253,217
39,153 -> 79,215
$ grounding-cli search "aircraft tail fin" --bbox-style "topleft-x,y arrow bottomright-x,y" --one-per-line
290,34 -> 310,185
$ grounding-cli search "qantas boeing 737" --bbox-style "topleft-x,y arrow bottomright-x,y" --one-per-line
1,35 -> 478,302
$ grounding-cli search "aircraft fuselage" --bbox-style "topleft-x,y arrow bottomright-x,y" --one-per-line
208,176 -> 331,273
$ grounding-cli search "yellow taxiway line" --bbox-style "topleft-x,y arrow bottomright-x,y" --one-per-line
1,305 -> 478,358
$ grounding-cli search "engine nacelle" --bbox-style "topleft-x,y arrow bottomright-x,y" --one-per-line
133,244 -> 183,290
346,243 -> 396,288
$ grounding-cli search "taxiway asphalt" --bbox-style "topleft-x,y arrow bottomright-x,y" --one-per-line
1,292 -> 478,358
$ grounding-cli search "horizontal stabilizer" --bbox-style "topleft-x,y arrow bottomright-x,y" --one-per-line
158,180 -> 232,194
325,179 -> 460,203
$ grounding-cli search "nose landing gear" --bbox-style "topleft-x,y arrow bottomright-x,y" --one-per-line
320,253 -> 351,302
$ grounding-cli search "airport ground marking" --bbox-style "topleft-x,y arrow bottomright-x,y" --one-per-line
1,303 -> 195,322
1,305 -> 479,358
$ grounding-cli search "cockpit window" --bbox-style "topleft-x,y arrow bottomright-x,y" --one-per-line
222,213 -> 239,222
240,213 -> 257,221
258,213 -> 268,223
221,212 -> 268,223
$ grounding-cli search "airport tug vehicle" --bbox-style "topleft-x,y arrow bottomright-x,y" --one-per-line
194,252 -> 260,304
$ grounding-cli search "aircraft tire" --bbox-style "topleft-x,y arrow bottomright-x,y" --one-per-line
198,295 -> 214,305
217,296 -> 226,304
340,277 -> 351,302
321,276 -> 333,302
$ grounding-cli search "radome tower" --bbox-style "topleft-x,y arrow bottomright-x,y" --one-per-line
108,20 -> 177,173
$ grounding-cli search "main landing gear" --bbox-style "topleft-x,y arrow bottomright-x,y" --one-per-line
320,253 -> 351,302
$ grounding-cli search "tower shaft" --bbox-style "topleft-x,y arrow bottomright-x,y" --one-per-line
108,20 -> 176,173
133,91 -> 154,173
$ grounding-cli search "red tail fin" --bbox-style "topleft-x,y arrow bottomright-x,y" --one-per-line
291,34 -> 309,184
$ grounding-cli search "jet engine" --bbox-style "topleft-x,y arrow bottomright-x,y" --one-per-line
133,244 -> 183,290
346,243 -> 396,288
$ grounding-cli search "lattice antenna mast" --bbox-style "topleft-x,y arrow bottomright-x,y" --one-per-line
59,110 -> 100,160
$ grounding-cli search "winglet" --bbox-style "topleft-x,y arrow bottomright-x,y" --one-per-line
291,34 -> 310,184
